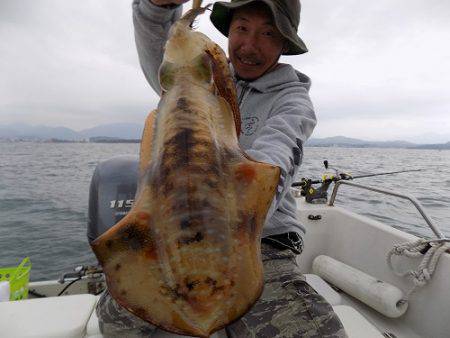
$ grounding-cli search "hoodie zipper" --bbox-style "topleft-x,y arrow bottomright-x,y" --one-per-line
237,82 -> 250,108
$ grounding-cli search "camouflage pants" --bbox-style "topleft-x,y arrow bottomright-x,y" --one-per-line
96,243 -> 347,338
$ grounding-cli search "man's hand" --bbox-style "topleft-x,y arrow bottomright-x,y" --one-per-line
151,0 -> 189,7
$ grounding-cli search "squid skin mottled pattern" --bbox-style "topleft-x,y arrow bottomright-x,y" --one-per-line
91,6 -> 280,338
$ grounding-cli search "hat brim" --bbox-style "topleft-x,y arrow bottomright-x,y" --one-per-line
210,0 -> 308,55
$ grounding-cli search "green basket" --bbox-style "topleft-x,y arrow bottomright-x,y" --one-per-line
0,257 -> 31,301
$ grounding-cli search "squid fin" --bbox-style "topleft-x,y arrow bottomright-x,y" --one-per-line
139,109 -> 158,177
90,204 -> 196,335
205,43 -> 241,136
231,160 -> 281,242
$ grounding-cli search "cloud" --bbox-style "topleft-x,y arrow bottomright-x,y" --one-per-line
290,0 -> 450,140
1,0 -> 449,141
0,1 -> 157,129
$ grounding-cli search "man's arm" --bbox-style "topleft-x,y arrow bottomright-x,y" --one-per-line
246,87 -> 316,218
132,0 -> 184,94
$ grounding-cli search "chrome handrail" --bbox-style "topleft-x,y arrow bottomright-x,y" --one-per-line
328,180 -> 445,239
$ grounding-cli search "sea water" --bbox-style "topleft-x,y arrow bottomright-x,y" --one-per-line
0,142 -> 449,281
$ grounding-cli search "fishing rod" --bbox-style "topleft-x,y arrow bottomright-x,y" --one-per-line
292,168 -> 423,187
292,160 -> 424,203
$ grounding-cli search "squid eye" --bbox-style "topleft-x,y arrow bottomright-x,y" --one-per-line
158,61 -> 176,92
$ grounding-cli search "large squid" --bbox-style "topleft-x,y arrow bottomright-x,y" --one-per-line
91,2 -> 280,337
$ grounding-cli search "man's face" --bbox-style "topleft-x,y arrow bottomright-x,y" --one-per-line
228,4 -> 285,81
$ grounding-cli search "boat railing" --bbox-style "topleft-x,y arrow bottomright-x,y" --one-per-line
328,180 -> 445,239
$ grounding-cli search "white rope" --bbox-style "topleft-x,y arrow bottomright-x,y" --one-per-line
387,238 -> 450,299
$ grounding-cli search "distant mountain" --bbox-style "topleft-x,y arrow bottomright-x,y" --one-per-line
1,123 -> 448,149
404,132 -> 450,144
306,136 -> 448,150
79,123 -> 143,139
0,122 -> 142,141
413,142 -> 450,150
0,123 -> 82,141
89,136 -> 140,143
306,136 -> 369,147
371,140 -> 416,148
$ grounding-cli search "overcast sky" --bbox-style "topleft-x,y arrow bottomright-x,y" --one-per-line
1,0 -> 449,142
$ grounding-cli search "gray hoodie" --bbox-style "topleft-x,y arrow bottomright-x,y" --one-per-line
132,0 -> 316,238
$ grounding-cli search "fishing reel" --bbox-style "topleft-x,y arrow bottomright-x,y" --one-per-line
58,265 -> 103,284
297,178 -> 331,204
292,160 -> 422,204
294,160 -> 352,204
57,265 -> 105,296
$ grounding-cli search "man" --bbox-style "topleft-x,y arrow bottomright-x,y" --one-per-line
88,0 -> 347,336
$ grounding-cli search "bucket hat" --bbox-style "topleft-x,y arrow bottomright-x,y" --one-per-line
210,0 -> 308,55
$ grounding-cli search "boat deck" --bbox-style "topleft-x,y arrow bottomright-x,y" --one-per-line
0,276 -> 392,338
1,198 -> 448,337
